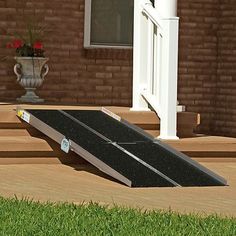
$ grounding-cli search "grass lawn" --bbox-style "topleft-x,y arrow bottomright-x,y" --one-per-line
0,197 -> 235,235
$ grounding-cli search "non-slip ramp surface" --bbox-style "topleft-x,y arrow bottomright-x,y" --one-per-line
64,110 -> 152,143
17,108 -> 227,187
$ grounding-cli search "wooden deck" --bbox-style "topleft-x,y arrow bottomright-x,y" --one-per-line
0,103 -> 235,163
0,162 -> 235,217
0,103 -> 236,216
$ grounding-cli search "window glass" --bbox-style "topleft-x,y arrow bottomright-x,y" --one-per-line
90,0 -> 134,46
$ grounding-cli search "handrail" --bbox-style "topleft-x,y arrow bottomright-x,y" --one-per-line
141,1 -> 163,31
132,0 -> 180,139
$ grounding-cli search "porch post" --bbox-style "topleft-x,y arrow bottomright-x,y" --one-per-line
154,0 -> 177,17
155,0 -> 179,139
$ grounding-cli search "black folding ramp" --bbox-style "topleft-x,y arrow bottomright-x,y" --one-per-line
16,107 -> 227,187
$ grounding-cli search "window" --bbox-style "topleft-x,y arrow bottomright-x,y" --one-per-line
84,0 -> 134,48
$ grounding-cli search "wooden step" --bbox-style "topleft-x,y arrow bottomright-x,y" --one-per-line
164,136 -> 236,160
0,105 -> 234,164
113,109 -> 200,138
0,127 -> 50,139
145,130 -> 160,137
0,129 -> 30,136
0,108 -> 159,130
0,135 -> 86,165
0,110 -> 29,129
0,107 -> 200,138
114,110 -> 159,130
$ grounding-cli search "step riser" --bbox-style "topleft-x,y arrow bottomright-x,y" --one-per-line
0,123 -> 28,129
184,152 -> 236,157
140,124 -> 159,130
193,158 -> 236,163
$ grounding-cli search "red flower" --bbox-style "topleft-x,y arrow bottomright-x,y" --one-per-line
6,42 -> 13,48
13,39 -> 23,49
33,41 -> 43,49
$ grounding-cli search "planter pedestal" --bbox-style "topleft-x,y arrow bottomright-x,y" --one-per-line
16,89 -> 44,103
14,57 -> 49,103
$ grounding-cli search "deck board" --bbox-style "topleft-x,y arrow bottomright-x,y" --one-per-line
0,162 -> 235,217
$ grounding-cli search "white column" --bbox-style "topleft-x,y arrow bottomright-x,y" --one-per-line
155,0 -> 185,113
158,18 -> 179,139
155,0 -> 179,139
154,0 -> 177,17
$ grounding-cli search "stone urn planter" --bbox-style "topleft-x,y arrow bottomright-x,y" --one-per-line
13,57 -> 49,103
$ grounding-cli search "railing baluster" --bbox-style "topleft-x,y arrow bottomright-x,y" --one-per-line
131,0 -> 150,111
153,25 -> 157,96
147,19 -> 154,95
157,30 -> 162,107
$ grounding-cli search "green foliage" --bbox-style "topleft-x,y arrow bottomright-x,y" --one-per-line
0,196 -> 235,236
1,1 -> 49,58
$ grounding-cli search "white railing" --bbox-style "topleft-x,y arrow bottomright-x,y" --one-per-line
132,0 -> 180,139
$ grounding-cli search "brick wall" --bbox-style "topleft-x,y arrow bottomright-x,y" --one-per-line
0,0 -> 133,105
177,0 -> 219,134
177,0 -> 236,136
215,0 -> 236,136
0,1 -> 236,136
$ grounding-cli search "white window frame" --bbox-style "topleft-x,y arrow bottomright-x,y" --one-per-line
84,0 -> 133,49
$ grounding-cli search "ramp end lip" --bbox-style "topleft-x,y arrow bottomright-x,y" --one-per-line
154,140 -> 228,186
218,178 -> 228,186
